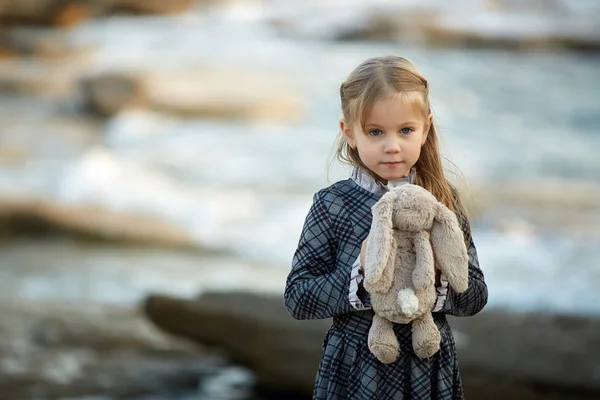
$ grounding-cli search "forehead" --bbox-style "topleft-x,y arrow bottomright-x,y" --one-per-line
365,95 -> 425,124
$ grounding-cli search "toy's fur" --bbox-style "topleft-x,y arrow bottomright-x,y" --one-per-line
363,184 -> 469,363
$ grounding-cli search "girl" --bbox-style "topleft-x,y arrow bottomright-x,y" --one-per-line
284,55 -> 488,399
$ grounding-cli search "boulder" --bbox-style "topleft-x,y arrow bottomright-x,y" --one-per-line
0,27 -> 94,59
144,291 -> 600,399
450,310 -> 600,395
0,0 -> 89,27
420,12 -> 600,52
80,72 -> 149,117
101,0 -> 194,16
81,70 -> 305,122
146,70 -> 304,122
0,299 -> 223,399
0,56 -> 91,97
357,9 -> 600,52
0,148 -> 208,249
457,182 -> 600,240
270,2 -> 600,52
0,196 -> 198,248
144,292 -> 330,395
0,0 -> 194,27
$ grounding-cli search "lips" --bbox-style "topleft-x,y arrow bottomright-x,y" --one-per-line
382,161 -> 403,165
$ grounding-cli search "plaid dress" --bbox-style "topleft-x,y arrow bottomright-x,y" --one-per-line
284,178 -> 488,399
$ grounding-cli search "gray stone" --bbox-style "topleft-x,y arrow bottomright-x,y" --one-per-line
0,0 -> 194,27
144,292 -> 330,395
144,291 -> 600,399
0,299 -> 224,399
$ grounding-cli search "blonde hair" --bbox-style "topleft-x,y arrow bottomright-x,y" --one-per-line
333,55 -> 457,212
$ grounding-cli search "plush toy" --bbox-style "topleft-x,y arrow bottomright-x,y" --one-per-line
363,184 -> 469,363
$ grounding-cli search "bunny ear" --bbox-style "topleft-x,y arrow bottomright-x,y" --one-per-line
364,191 -> 397,293
430,203 -> 469,293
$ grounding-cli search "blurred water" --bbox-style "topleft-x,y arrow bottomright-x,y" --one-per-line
0,3 -> 599,317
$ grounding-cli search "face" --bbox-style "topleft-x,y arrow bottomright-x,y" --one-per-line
341,95 -> 432,184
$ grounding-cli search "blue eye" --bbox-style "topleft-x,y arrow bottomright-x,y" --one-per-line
369,129 -> 383,136
400,127 -> 413,135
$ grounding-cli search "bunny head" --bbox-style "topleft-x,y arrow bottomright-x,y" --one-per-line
390,184 -> 438,232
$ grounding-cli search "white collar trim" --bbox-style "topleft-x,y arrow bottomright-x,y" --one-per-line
350,166 -> 415,195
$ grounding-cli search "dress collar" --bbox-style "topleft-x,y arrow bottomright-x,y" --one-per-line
350,166 -> 415,195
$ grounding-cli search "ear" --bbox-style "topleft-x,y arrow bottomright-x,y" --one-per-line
421,113 -> 432,146
340,119 -> 356,149
363,191 -> 397,293
412,230 -> 435,290
430,203 -> 469,293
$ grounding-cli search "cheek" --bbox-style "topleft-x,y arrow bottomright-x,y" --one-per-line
355,143 -> 378,163
415,133 -> 427,149
360,141 -> 379,156
355,137 -> 369,151
408,140 -> 423,160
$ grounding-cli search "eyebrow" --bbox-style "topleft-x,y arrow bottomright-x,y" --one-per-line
365,121 -> 420,128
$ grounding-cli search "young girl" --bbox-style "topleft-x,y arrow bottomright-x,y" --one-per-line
284,55 -> 488,399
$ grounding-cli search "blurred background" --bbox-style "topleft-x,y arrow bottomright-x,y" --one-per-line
0,0 -> 599,399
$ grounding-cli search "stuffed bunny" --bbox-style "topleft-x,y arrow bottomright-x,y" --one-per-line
363,184 -> 469,363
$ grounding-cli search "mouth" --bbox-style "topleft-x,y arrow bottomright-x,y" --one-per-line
382,161 -> 403,166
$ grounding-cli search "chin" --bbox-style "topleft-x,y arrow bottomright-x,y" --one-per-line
377,171 -> 410,182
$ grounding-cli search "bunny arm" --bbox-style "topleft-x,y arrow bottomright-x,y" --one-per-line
412,230 -> 436,290
433,188 -> 488,317
363,192 -> 397,294
437,223 -> 488,317
430,203 -> 469,293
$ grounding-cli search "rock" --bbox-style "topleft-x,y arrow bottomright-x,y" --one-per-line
102,0 -> 195,16
421,12 -> 600,52
270,2 -> 600,52
81,70 -> 305,122
80,72 -> 149,117
0,299 -> 223,399
334,8 -> 437,43
0,0 -> 90,27
0,299 -> 192,354
146,70 -> 304,122
143,291 -> 600,399
144,292 -> 330,396
0,27 -> 94,59
0,56 -> 92,98
0,146 -> 200,249
0,147 -> 231,249
449,311 -> 600,392
0,0 -> 194,27
456,182 -> 600,240
369,9 -> 599,51
0,196 -> 198,248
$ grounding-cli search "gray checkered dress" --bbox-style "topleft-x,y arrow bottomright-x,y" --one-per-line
284,178 -> 488,399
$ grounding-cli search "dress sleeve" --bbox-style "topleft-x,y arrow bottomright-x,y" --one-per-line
284,189 -> 361,320
435,188 -> 488,317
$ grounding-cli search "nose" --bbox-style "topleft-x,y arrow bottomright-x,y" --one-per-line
383,135 -> 401,153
